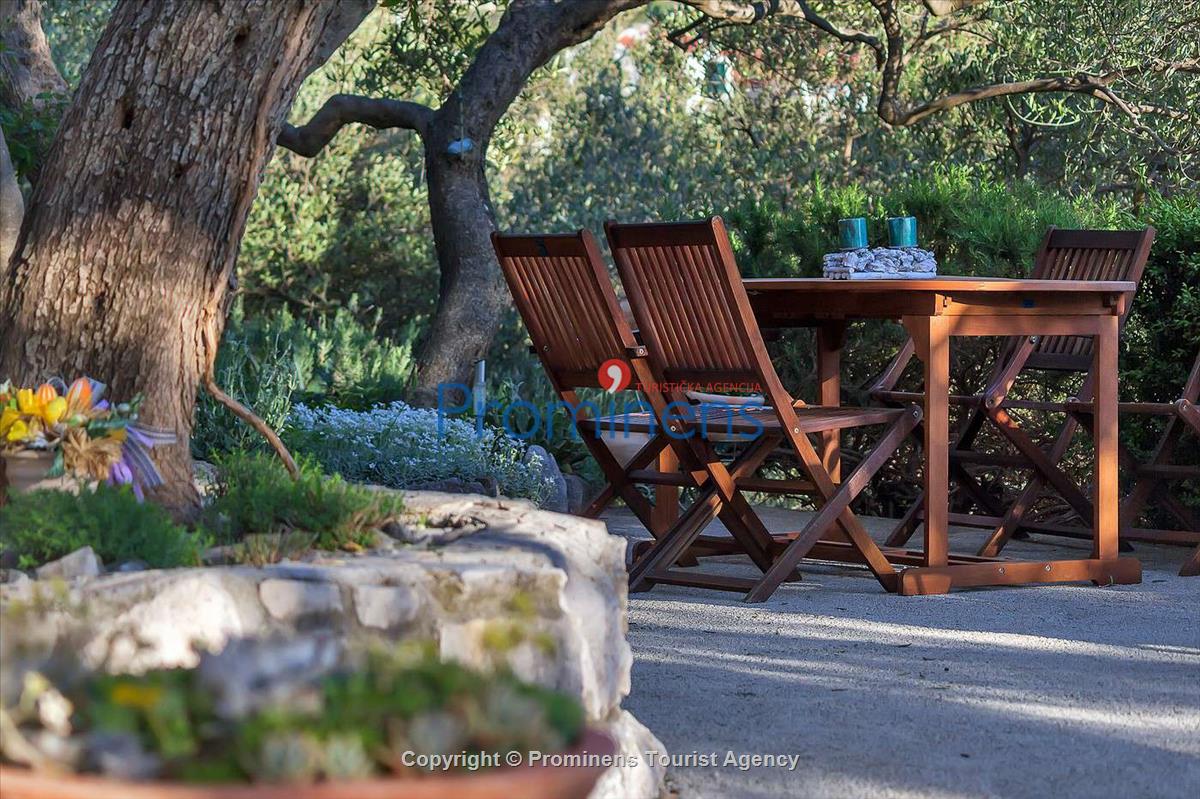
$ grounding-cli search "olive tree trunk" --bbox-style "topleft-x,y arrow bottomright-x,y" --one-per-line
0,0 -> 371,514
0,0 -> 66,266
280,0 -> 643,406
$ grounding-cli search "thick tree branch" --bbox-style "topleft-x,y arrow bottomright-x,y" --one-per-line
277,93 -> 433,157
885,59 -> 1200,127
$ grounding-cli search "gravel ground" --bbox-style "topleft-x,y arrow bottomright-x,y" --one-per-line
604,507 -> 1200,799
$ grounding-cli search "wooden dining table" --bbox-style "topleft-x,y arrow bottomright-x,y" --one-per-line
711,276 -> 1143,594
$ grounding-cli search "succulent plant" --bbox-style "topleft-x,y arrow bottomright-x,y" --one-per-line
246,732 -> 323,784
1,635 -> 586,784
320,732 -> 376,781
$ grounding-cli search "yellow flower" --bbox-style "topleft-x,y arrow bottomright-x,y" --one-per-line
5,419 -> 29,443
16,389 -> 37,415
0,407 -> 18,437
42,397 -> 68,425
109,681 -> 164,710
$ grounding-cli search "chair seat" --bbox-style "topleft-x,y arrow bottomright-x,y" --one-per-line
580,405 -> 907,438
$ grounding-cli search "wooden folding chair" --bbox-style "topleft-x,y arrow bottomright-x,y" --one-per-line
1074,353 -> 1199,576
490,230 -> 678,540
607,217 -> 921,602
492,229 -> 793,569
872,227 -> 1156,557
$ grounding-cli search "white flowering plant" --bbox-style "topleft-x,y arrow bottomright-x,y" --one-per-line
285,402 -> 556,506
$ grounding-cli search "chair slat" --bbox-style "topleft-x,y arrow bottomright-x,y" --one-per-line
1031,228 -> 1155,368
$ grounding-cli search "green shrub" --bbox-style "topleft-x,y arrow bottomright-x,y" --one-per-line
199,452 -> 406,551
1124,192 -> 1200,408
724,167 -> 1140,399
723,169 -> 1198,519
193,302 -> 418,461
0,485 -> 207,570
191,318 -> 305,462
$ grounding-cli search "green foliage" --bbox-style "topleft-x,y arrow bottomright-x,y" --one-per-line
478,377 -> 601,485
0,95 -> 65,180
728,168 -> 1123,282
1123,192 -> 1200,425
199,452 -> 406,551
192,303 -> 418,461
231,647 -> 583,784
723,167 -> 1132,400
0,485 -> 206,570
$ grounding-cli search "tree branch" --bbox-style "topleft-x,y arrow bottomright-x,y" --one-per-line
277,93 -> 433,157
681,0 -> 1195,152
886,59 -> 1200,127
679,0 -> 884,65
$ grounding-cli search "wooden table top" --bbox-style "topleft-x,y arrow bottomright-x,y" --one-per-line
743,276 -> 1137,293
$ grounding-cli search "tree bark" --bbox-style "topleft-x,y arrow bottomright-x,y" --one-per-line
0,0 -> 66,108
0,0 -> 372,514
281,0 -> 642,405
0,127 -> 20,266
0,0 -> 66,266
406,0 -> 643,404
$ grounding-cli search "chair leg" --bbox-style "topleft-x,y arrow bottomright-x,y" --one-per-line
745,411 -> 916,602
988,407 -> 1095,524
1181,545 -> 1200,578
978,408 -> 1097,557
886,492 -> 925,547
627,434 -> 779,591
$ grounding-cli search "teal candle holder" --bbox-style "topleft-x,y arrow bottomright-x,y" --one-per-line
838,217 -> 868,250
888,216 -> 917,248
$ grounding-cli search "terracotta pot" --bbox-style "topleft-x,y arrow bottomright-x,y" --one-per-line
0,729 -> 614,799
1,450 -> 84,498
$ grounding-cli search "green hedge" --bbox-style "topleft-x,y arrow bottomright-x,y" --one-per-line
726,168 -> 1198,408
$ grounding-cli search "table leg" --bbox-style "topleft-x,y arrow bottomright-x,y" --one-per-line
652,446 -> 680,537
1093,314 -> 1119,560
817,322 -> 845,482
904,314 -> 949,567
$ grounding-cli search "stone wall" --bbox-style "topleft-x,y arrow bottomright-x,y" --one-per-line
0,491 -> 665,799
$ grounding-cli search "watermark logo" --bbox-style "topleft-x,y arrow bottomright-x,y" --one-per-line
438,381 -> 766,443
598,358 -> 631,393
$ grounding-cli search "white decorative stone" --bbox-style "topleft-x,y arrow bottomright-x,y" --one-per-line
35,546 -> 102,581
259,579 -> 344,621
1,492 -> 661,799
353,584 -> 421,629
591,710 -> 668,799
823,246 -> 937,279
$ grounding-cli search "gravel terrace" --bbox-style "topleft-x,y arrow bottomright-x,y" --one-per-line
605,507 -> 1200,799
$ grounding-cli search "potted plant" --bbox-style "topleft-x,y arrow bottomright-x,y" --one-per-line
0,378 -> 172,502
0,638 -> 614,799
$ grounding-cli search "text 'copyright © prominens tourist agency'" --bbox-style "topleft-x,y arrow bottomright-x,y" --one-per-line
400,749 -> 804,772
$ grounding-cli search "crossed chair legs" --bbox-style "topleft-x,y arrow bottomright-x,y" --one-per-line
884,375 -> 1129,558
626,408 -> 921,602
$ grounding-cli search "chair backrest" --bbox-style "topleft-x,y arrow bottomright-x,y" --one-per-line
491,230 -> 636,389
1023,226 -> 1156,370
604,217 -> 788,408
